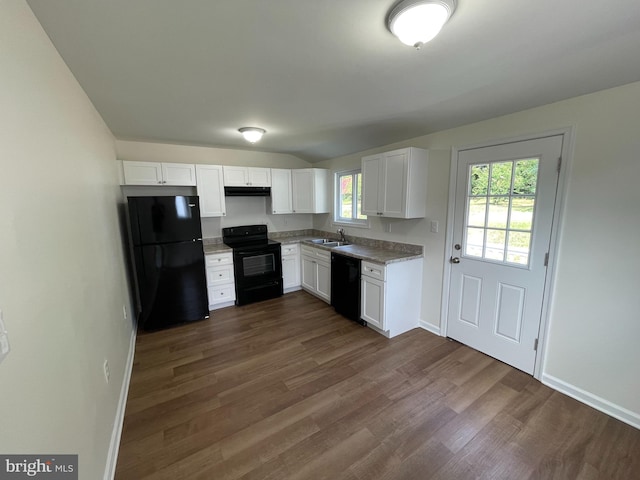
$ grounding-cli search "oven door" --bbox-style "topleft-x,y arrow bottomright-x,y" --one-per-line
233,245 -> 283,305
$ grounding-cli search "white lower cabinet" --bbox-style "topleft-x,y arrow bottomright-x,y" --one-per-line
301,245 -> 331,303
205,251 -> 236,310
281,244 -> 301,293
361,274 -> 385,330
360,258 -> 423,338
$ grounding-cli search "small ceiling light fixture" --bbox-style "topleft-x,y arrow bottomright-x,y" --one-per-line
238,127 -> 266,143
387,0 -> 456,49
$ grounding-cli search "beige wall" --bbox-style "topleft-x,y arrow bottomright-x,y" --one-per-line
116,139 -> 310,169
0,1 -> 134,477
315,81 -> 640,420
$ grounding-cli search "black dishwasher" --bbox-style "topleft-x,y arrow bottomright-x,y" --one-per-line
331,252 -> 365,325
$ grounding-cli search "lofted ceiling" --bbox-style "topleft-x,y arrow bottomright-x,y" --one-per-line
27,0 -> 640,162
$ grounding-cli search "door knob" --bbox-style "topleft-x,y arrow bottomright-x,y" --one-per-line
450,256 -> 460,264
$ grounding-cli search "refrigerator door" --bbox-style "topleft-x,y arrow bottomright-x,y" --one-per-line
134,240 -> 208,330
129,196 -> 202,246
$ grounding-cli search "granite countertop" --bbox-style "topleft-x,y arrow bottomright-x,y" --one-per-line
298,241 -> 422,264
275,234 -> 422,265
315,243 -> 422,264
203,243 -> 232,255
202,231 -> 423,265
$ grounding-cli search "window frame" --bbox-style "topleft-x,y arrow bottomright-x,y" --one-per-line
334,169 -> 369,228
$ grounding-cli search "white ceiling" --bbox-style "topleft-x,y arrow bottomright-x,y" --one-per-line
27,0 -> 640,162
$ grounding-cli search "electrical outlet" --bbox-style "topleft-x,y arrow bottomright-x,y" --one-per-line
103,359 -> 110,384
430,221 -> 439,233
122,305 -> 127,321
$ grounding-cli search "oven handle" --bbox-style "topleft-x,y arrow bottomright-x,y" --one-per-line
235,250 -> 277,256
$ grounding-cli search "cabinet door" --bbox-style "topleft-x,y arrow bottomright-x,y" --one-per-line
361,155 -> 383,215
282,254 -> 301,290
223,166 -> 249,186
301,256 -> 317,292
292,169 -> 313,213
361,276 -> 385,330
196,165 -> 226,217
248,167 -> 271,186
381,151 -> 408,217
122,161 -> 163,185
270,169 -> 293,214
162,163 -> 197,186
315,261 -> 331,303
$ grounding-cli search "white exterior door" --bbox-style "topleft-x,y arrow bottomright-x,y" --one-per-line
447,135 -> 563,374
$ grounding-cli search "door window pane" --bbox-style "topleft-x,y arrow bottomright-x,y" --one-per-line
487,197 -> 509,229
490,162 -> 512,195
507,232 -> 531,265
509,197 -> 535,230
469,164 -> 489,195
463,158 -> 539,266
465,227 -> 484,257
467,197 -> 487,227
513,159 -> 538,194
486,229 -> 506,261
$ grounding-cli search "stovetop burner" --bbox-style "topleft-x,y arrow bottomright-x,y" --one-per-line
222,224 -> 280,248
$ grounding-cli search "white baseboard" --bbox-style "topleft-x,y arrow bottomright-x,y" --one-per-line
103,328 -> 137,480
542,373 -> 640,430
419,320 -> 442,336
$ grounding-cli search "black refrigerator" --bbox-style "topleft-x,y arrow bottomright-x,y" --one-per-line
127,196 -> 209,330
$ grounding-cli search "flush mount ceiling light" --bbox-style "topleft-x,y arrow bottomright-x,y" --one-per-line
387,0 -> 456,49
238,127 -> 266,143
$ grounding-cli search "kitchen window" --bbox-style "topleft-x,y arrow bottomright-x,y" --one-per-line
334,169 -> 368,227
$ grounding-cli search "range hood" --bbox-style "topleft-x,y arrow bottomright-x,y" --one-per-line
224,186 -> 271,197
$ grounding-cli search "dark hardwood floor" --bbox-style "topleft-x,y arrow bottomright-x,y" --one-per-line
115,291 -> 640,480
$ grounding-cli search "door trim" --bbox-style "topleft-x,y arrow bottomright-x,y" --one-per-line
440,127 -> 575,380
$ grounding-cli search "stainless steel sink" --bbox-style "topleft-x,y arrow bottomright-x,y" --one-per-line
309,238 -> 350,247
324,241 -> 350,247
310,238 -> 332,244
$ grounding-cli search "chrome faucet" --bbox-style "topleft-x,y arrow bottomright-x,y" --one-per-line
337,228 -> 346,243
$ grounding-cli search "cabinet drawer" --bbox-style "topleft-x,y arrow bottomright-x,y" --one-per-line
206,252 -> 233,267
301,245 -> 331,263
362,261 -> 386,281
206,264 -> 234,286
208,285 -> 236,305
281,243 -> 299,256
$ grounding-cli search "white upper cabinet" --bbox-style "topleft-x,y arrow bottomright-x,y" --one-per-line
361,147 -> 428,218
269,169 -> 293,214
223,166 -> 271,187
122,161 -> 196,186
162,163 -> 197,186
195,164 -> 226,217
292,168 -> 329,214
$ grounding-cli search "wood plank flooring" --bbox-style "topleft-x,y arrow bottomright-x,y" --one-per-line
115,291 -> 640,479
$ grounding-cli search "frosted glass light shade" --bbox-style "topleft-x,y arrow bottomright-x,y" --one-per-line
388,0 -> 456,48
239,127 -> 266,143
